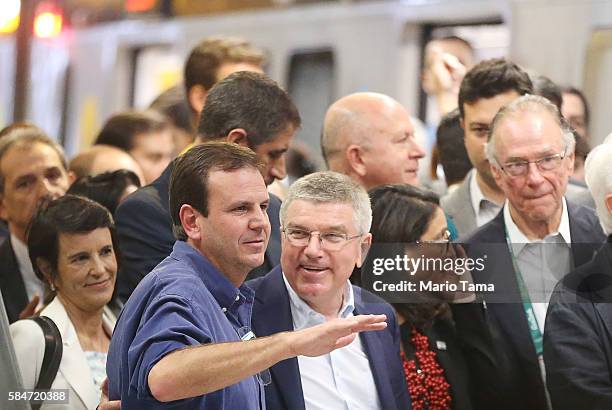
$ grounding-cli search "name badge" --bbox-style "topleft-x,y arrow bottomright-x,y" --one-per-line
241,331 -> 256,341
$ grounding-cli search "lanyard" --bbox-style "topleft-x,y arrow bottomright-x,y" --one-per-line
504,234 -> 544,356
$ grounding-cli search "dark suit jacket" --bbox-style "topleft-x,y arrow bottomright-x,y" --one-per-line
456,201 -> 605,410
0,237 -> 28,323
115,161 -> 282,302
544,235 -> 612,410
247,267 -> 411,410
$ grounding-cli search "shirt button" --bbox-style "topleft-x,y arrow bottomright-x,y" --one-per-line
221,307 -> 227,313
235,295 -> 240,301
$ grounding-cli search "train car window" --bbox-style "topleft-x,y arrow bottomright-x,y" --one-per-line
418,22 -> 509,127
130,45 -> 182,108
287,49 -> 335,167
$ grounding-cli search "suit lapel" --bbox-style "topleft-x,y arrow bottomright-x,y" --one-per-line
353,300 -> 397,410
0,238 -> 28,322
42,298 -> 99,409
252,268 -> 305,410
567,201 -> 606,267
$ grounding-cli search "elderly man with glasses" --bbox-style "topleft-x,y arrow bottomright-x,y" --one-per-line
449,94 -> 606,410
248,171 -> 412,410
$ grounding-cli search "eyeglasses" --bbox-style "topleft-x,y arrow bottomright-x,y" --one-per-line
498,147 -> 567,177
417,229 -> 451,244
282,227 -> 362,251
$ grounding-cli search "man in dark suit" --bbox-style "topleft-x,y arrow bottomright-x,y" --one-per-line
441,58 -> 533,237
249,171 -> 411,410
0,125 -> 70,323
544,135 -> 612,409
116,71 -> 301,302
454,95 -> 605,410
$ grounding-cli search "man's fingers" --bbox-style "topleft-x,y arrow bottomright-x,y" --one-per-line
334,333 -> 357,350
347,314 -> 387,333
19,295 -> 40,319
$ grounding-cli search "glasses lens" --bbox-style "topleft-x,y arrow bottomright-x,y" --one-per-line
538,156 -> 561,171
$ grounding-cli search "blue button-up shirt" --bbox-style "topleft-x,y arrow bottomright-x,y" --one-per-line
107,241 -> 263,409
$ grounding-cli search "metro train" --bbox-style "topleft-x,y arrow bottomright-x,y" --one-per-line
1,0 -> 612,163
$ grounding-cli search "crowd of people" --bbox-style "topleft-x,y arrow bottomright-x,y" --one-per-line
1,33 -> 611,410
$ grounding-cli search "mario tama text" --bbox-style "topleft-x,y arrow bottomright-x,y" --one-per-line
360,244 -> 493,302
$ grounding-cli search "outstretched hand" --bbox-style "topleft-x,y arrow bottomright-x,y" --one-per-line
289,314 -> 387,357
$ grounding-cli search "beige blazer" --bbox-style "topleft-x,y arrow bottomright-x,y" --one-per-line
10,297 -> 116,410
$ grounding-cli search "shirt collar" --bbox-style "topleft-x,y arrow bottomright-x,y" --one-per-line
503,197 -> 572,254
11,233 -> 36,279
171,241 -> 254,313
281,272 -> 354,329
470,171 -> 500,213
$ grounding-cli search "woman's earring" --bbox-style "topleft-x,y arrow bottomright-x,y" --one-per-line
50,283 -> 56,292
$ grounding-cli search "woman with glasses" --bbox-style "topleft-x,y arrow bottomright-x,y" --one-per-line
10,195 -> 118,409
368,184 -> 473,410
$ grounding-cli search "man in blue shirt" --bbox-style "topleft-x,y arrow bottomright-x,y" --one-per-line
107,142 -> 388,409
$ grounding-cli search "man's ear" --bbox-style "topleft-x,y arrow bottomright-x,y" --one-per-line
179,204 -> 202,241
226,129 -> 249,147
356,233 -> 372,268
346,144 -> 367,177
67,170 -> 77,186
605,193 -> 612,216
188,85 -> 207,116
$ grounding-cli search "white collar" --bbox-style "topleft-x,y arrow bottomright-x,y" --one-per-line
281,272 -> 354,329
10,233 -> 43,298
503,197 -> 572,254
470,171 -> 500,212
11,233 -> 32,272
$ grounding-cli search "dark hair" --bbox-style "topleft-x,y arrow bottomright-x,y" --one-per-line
94,110 -> 170,152
458,58 -> 533,118
149,84 -> 195,135
67,169 -> 141,214
0,124 -> 67,194
184,36 -> 265,95
561,86 -> 590,127
368,184 -> 448,329
369,184 -> 440,243
169,142 -> 264,241
27,195 -> 117,295
198,71 -> 301,148
573,130 -> 591,160
436,109 -> 472,186
531,74 -> 562,110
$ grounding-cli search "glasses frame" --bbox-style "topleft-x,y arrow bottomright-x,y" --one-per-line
498,146 -> 568,177
281,227 -> 363,251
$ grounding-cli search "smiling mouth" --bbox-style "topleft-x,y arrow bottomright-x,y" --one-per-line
300,265 -> 328,273
85,278 -> 110,288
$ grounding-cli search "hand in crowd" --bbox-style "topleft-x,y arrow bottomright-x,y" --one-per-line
426,46 -> 467,94
287,314 -> 387,357
97,378 -> 121,410
18,294 -> 40,320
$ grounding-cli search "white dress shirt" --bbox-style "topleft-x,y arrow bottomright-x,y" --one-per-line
470,171 -> 503,227
282,273 -> 382,410
11,233 -> 45,304
503,198 -> 572,333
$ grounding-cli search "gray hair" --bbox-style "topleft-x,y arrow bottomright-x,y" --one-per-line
585,133 -> 612,235
280,171 -> 372,234
485,94 -> 575,167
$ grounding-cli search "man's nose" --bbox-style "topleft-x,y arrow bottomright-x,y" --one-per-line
269,156 -> 287,182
